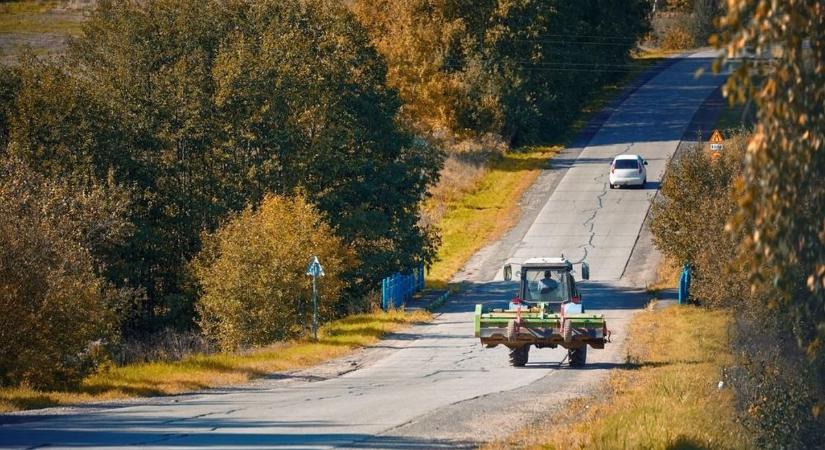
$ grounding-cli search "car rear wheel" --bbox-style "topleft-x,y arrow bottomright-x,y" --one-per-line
509,345 -> 530,367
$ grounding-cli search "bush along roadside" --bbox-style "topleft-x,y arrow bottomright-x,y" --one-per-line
651,132 -> 825,448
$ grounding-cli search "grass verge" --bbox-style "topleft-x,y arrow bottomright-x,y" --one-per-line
485,304 -> 747,450
425,146 -> 558,287
425,51 -> 667,287
0,309 -> 430,412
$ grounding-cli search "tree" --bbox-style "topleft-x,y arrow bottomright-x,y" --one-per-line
714,1 -> 824,445
0,158 -> 130,388
351,0 -> 650,145
717,0 -> 825,378
5,0 -> 441,333
194,194 -> 353,350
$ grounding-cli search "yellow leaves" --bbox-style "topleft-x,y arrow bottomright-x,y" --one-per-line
194,193 -> 354,350
806,337 -> 821,359
761,77 -> 776,97
746,128 -> 765,154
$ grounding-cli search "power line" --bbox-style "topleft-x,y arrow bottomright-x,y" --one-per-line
439,58 -> 659,71
509,38 -> 641,47
503,60 -> 652,68
438,62 -> 659,74
521,32 -> 640,42
433,58 -> 713,74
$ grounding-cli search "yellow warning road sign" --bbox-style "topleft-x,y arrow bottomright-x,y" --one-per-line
709,129 -> 724,152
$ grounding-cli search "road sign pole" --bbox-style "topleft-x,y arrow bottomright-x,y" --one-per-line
305,256 -> 325,341
311,275 -> 318,340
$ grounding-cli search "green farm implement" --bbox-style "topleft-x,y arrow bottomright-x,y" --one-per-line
473,257 -> 610,367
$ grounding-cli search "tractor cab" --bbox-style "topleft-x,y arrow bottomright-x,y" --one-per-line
503,257 -> 590,313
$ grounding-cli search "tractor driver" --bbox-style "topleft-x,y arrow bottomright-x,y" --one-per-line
537,270 -> 559,296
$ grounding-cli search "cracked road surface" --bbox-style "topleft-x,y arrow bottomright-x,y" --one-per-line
0,51 -> 726,449
499,51 -> 726,281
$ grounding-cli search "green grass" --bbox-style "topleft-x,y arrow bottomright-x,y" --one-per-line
0,309 -> 431,412
486,305 -> 748,450
425,51 -> 667,287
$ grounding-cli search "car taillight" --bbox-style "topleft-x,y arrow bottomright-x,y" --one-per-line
638,164 -> 642,173
610,165 -> 614,174
572,295 -> 581,304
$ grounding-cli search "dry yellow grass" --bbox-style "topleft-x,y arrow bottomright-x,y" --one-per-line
0,309 -> 430,412
425,146 -> 558,287
485,305 -> 747,450
647,256 -> 682,293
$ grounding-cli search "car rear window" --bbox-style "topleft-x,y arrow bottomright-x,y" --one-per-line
614,159 -> 638,169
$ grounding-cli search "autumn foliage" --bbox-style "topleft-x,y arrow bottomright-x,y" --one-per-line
194,194 -> 353,351
0,0 -> 439,387
0,159 -> 130,388
351,0 -> 651,145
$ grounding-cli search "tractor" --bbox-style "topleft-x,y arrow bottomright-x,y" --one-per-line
473,257 -> 609,367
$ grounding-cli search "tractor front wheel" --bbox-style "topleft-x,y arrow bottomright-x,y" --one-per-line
509,345 -> 530,367
568,346 -> 587,367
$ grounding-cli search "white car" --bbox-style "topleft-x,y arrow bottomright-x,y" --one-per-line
609,154 -> 647,189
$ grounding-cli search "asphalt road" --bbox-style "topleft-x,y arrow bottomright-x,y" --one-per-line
0,50 -> 727,449
490,50 -> 728,282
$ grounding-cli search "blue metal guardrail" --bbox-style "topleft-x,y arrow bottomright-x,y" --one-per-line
381,265 -> 425,310
678,263 -> 691,305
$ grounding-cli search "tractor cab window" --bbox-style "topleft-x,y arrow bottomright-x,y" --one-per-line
523,268 -> 568,303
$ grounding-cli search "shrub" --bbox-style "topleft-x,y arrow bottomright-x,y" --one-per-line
651,1 -> 721,50
651,133 -> 751,308
111,329 -> 214,365
652,12 -> 698,50
729,314 -> 825,449
0,158 -> 129,388
0,66 -> 17,150
194,194 -> 354,351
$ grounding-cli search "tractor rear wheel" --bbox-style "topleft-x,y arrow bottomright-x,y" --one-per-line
509,345 -> 530,367
568,346 -> 587,367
